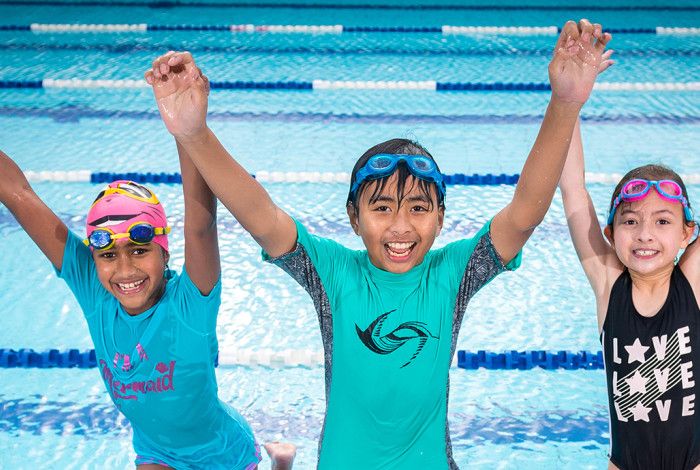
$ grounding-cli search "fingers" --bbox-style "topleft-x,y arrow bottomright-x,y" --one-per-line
598,49 -> 615,73
555,20 -> 579,52
146,50 -> 197,84
578,18 -> 594,44
596,31 -> 613,52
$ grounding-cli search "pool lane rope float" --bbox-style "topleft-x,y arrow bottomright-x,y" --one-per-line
19,170 -> 700,186
0,348 -> 605,370
20,171 -> 700,186
2,1 -> 699,10
3,79 -> 700,91
7,24 -> 699,35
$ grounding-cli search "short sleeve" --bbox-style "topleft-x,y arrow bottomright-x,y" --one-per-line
56,231 -> 109,318
262,218 -> 352,296
173,267 -> 222,334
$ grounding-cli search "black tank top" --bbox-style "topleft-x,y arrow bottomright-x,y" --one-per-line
602,266 -> 700,469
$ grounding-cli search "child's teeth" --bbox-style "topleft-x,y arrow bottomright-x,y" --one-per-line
119,279 -> 144,290
387,242 -> 414,257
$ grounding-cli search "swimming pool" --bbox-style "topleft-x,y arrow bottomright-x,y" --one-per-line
1,0 -> 699,467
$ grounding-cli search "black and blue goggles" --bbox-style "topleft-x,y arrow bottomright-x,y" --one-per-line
349,154 -> 446,203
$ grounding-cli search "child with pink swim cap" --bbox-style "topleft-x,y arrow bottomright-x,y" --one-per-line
0,101 -> 295,468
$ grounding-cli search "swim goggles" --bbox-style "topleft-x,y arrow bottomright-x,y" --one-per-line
83,222 -> 171,250
91,181 -> 160,207
349,154 -> 446,202
607,179 -> 694,225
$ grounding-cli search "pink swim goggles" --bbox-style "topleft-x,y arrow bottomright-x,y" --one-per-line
607,178 -> 693,225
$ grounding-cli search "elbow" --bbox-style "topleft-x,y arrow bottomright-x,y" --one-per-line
506,203 -> 546,234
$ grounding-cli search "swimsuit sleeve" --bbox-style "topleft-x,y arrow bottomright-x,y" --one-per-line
172,267 -> 222,334
263,218 -> 352,332
55,230 -> 109,319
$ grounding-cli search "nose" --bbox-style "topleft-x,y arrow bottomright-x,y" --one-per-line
389,206 -> 413,236
115,250 -> 138,275
636,220 -> 655,242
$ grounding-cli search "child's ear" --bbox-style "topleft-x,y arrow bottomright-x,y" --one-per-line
162,248 -> 170,265
346,203 -> 360,235
436,206 -> 444,236
681,221 -> 696,249
603,225 -> 615,247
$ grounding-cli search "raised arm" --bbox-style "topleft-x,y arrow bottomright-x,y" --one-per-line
559,120 -> 623,328
0,150 -> 68,270
145,51 -> 296,258
490,19 -> 612,264
178,141 -> 221,294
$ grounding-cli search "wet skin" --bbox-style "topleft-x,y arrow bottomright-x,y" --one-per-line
92,241 -> 169,315
348,173 -> 444,274
607,189 -> 694,279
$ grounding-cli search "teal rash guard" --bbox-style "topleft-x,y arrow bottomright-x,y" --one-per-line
58,232 -> 260,469
265,219 -> 521,470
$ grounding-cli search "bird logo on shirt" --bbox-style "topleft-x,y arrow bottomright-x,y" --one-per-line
355,309 -> 437,368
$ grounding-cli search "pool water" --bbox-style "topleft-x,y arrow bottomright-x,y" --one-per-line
0,1 -> 699,468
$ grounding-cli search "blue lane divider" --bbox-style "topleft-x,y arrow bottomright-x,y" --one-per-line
91,171 -> 183,183
0,80 -> 43,89
0,348 -> 604,370
209,80 -> 314,90
436,82 -> 550,91
87,171 -> 520,185
342,26 -> 442,33
1,1 -> 698,10
457,350 -> 604,370
4,24 -> 693,34
0,348 -> 97,368
0,79 -> 552,91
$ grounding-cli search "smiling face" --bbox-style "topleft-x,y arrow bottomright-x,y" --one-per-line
606,189 -> 694,277
347,172 -> 444,273
92,241 -> 169,315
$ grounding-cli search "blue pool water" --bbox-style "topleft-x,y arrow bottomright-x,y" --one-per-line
0,1 -> 699,468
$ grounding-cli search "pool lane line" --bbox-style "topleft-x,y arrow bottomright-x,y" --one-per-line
0,347 -> 606,370
2,79 -> 700,91
17,171 -> 700,186
1,0 -> 700,10
1,24 -> 697,35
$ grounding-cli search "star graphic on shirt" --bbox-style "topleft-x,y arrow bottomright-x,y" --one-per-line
625,370 -> 649,395
629,401 -> 652,422
625,338 -> 649,364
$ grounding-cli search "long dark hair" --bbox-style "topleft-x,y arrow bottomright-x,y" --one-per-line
346,138 -> 445,212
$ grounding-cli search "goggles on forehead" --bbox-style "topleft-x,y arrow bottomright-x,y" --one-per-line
349,154 -> 446,202
607,178 -> 694,225
83,222 -> 171,251
91,181 -> 160,207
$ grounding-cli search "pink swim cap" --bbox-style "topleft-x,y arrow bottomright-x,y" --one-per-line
86,180 -> 170,252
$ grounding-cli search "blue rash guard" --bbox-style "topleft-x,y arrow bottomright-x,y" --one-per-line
58,231 -> 260,469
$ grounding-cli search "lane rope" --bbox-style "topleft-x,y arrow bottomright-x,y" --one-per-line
0,347 -> 606,370
2,79 -> 699,91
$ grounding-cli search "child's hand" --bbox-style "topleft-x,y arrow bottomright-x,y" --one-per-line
145,51 -> 210,140
549,19 -> 613,105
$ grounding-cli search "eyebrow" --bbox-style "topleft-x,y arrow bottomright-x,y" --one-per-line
619,208 -> 677,216
406,195 -> 431,203
370,195 -> 396,203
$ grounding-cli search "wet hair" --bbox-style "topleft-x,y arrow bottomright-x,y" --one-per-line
608,164 -> 693,230
346,138 -> 445,213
